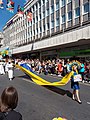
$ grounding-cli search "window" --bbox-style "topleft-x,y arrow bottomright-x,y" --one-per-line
33,18 -> 35,23
39,14 -> 41,21
75,7 -> 80,17
38,1 -> 41,7
35,3 -> 37,10
39,27 -> 42,33
68,0 -> 71,3
61,0 -> 66,7
51,21 -> 54,28
68,11 -> 72,20
32,6 -> 34,12
56,18 -> 59,26
46,9 -> 49,16
56,2 -> 59,10
43,12 -> 45,18
36,16 -> 38,22
33,30 -> 35,35
42,0 -> 45,5
62,14 -> 66,23
46,0 -> 49,2
51,5 -> 54,14
83,3 -> 89,13
28,32 -> 30,37
46,23 -> 49,30
36,28 -> 38,35
43,25 -> 45,31
75,0 -> 80,6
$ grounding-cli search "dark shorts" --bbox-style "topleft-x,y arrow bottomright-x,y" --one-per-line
71,81 -> 80,90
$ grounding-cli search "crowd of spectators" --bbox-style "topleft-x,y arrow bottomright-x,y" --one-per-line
15,58 -> 90,83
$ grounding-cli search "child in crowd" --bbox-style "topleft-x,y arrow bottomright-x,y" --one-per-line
0,86 -> 22,120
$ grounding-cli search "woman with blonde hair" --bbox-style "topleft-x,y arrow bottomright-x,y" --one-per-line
71,65 -> 82,104
0,86 -> 22,120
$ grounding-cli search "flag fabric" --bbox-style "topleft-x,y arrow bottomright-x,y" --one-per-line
6,0 -> 14,13
5,47 -> 9,50
1,47 -> 10,56
16,63 -> 73,86
17,5 -> 24,17
1,50 -> 9,56
27,9 -> 32,21
0,0 -> 4,9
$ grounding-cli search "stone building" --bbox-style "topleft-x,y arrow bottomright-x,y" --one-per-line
1,0 -> 90,60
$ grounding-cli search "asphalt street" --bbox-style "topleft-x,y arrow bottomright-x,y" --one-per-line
0,68 -> 90,120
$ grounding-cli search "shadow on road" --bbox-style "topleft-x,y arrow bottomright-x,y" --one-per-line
17,75 -> 72,99
44,86 -> 72,98
17,74 -> 31,80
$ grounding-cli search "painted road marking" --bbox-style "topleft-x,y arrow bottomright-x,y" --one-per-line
22,78 -> 35,84
87,102 -> 90,105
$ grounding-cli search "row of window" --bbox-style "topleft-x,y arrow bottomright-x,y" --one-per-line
32,2 -> 89,24
9,2 -> 88,29
31,0 -> 89,13
32,0 -> 72,11
32,2 -> 89,14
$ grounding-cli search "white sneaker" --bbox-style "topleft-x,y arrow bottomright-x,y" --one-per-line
82,80 -> 84,83
58,74 -> 61,77
9,78 -> 12,81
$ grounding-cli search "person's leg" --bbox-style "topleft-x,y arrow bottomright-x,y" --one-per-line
76,90 -> 82,103
72,90 -> 76,100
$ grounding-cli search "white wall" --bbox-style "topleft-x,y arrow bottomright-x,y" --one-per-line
12,25 -> 90,54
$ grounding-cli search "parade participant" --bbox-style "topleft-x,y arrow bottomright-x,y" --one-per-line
5,60 -> 9,73
7,60 -> 14,81
71,65 -> 82,104
0,86 -> 22,120
0,60 -> 5,75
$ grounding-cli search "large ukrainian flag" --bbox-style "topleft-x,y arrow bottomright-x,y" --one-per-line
16,63 -> 73,86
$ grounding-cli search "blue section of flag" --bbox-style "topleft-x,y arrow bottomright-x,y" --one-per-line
20,63 -> 36,81
20,63 -> 35,73
5,47 -> 9,50
20,63 -> 33,81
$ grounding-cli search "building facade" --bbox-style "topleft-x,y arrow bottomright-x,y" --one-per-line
0,32 -> 3,47
2,0 -> 90,60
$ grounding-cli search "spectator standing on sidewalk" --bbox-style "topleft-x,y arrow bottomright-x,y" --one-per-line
57,60 -> 63,77
79,61 -> 85,83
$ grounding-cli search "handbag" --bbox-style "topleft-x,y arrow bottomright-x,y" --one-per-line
73,74 -> 82,82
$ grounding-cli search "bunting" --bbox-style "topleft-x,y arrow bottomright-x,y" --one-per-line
17,5 -> 24,17
6,0 -> 14,13
26,9 -> 32,21
0,0 -> 4,9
